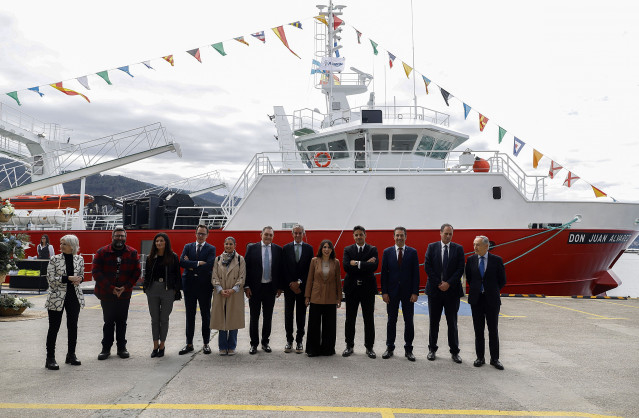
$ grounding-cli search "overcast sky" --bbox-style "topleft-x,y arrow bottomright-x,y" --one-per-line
1,0 -> 638,202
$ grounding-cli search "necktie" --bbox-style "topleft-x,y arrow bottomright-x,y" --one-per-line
479,256 -> 485,293
263,245 -> 270,282
443,245 -> 449,270
196,244 -> 202,259
295,243 -> 301,262
398,247 -> 403,267
358,246 -> 363,256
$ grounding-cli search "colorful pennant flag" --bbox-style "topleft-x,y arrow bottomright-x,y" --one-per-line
289,21 -> 302,29
498,126 -> 507,144
251,31 -> 266,43
96,71 -> 112,85
187,48 -> 202,62
532,149 -> 543,168
50,82 -> 90,103
463,103 -> 471,120
479,114 -> 488,132
76,76 -> 90,90
440,88 -> 451,106
422,76 -> 430,94
402,62 -> 412,78
355,28 -> 362,44
272,26 -> 300,58
163,55 -> 174,66
28,87 -> 44,97
370,40 -> 378,55
388,52 -> 396,68
142,61 -> 154,70
212,43 -> 226,56
333,15 -> 343,29
513,136 -> 525,156
118,66 -> 134,77
234,36 -> 249,46
563,172 -> 580,188
6,92 -> 20,106
548,161 -> 563,179
592,185 -> 607,198
314,15 -> 328,26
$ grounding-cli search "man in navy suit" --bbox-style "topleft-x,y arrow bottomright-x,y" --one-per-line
179,224 -> 216,355
465,235 -> 507,370
424,223 -> 465,363
380,227 -> 420,361
281,224 -> 314,353
244,226 -> 284,354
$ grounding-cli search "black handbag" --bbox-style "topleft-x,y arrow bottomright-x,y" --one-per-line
174,289 -> 182,301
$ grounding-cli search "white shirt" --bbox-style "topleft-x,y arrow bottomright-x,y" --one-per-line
395,245 -> 405,259
355,244 -> 365,269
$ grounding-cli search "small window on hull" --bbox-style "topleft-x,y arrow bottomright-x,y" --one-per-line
386,187 -> 395,200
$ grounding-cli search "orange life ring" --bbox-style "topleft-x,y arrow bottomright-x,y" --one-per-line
314,152 -> 332,168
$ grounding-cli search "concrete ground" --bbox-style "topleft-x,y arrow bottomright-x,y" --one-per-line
0,288 -> 637,418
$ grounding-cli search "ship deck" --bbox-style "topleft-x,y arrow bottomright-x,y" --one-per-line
1,288 -> 637,417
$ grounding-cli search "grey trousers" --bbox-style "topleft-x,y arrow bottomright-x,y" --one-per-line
146,281 -> 175,342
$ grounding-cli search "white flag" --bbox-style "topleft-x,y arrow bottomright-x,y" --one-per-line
319,57 -> 346,73
76,76 -> 90,90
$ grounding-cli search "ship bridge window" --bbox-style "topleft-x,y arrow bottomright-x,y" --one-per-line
391,134 -> 417,151
415,135 -> 453,159
328,139 -> 348,159
372,134 -> 389,153
307,143 -> 328,152
431,140 -> 453,160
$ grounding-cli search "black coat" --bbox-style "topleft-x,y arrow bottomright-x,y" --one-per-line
244,242 -> 284,294
424,241 -> 465,298
465,252 -> 507,306
282,241 -> 314,294
342,243 -> 379,295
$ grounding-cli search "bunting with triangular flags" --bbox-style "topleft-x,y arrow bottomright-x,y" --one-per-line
162,55 -> 174,66
370,40 -> 378,55
289,21 -> 302,29
212,43 -> 226,56
251,31 -> 266,43
272,26 -> 300,58
422,76 -> 430,94
50,82 -> 90,103
96,71 -> 112,85
355,28 -> 362,44
118,66 -> 134,77
548,161 -> 563,179
463,103 -> 471,120
592,185 -> 607,198
234,36 -> 249,46
498,126 -> 507,144
532,149 -> 543,168
187,48 -> 202,62
563,172 -> 580,188
142,61 -> 154,70
314,15 -> 328,26
28,87 -> 44,97
6,92 -> 20,106
388,52 -> 396,68
402,62 -> 412,78
76,76 -> 90,90
440,88 -> 451,106
513,137 -> 525,156
479,114 -> 488,132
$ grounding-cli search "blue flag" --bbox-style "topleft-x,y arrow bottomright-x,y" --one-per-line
463,103 -> 471,120
513,137 -> 526,156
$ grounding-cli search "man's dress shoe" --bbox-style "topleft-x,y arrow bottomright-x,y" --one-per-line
65,353 -> 81,365
203,344 -> 212,354
490,359 -> 504,370
452,354 -> 462,364
45,357 -> 59,370
366,348 -> 376,359
342,347 -> 354,357
179,345 -> 194,355
382,349 -> 394,359
405,352 -> 416,362
427,351 -> 436,361
117,349 -> 130,359
474,358 -> 485,367
249,346 -> 257,355
295,342 -> 303,353
284,343 -> 293,353
97,350 -> 110,361
261,344 -> 272,353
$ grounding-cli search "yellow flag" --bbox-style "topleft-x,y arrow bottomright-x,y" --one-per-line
402,62 -> 412,79
592,185 -> 607,198
314,15 -> 328,25
532,149 -> 543,168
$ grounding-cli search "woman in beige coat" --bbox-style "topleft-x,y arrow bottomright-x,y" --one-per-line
304,239 -> 342,357
210,237 -> 246,355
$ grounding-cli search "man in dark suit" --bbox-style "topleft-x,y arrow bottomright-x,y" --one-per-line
281,224 -> 314,353
380,227 -> 420,361
342,225 -> 379,359
244,226 -> 284,354
465,235 -> 507,370
179,224 -> 216,355
424,223 -> 465,363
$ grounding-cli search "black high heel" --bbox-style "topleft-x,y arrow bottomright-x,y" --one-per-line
157,348 -> 165,357
151,348 -> 159,358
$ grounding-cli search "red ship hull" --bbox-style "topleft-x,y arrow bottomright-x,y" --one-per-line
9,228 -> 636,296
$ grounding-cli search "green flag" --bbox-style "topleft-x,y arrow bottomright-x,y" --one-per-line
498,126 -> 507,144
212,42 -> 226,56
370,40 -> 378,55
6,91 -> 20,106
96,71 -> 112,85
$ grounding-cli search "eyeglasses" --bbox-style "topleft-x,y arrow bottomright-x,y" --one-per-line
196,233 -> 207,236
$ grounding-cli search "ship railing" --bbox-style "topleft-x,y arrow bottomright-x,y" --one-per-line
0,102 -> 70,142
172,207 -> 227,230
82,214 -> 123,231
221,154 -> 274,218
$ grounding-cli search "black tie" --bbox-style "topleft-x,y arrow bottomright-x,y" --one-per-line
196,244 -> 202,259
398,247 -> 403,267
358,246 -> 363,256
443,245 -> 449,270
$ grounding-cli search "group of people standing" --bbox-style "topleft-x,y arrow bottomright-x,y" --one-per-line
43,222 -> 506,371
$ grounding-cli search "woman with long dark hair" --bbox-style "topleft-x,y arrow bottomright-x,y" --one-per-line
304,239 -> 342,357
143,232 -> 181,358
38,234 -> 55,259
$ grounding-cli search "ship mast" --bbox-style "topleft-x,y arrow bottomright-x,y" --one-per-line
316,1 -> 345,116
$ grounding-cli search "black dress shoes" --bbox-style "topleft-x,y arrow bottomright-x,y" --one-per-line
97,350 -> 110,360
203,344 -> 212,354
45,357 -> 59,370
151,348 -> 159,358
179,345 -> 194,355
490,359 -> 504,370
295,342 -> 304,353
474,358 -> 485,367
366,348 -> 376,359
452,354 -> 462,364
405,352 -> 416,362
249,346 -> 257,355
427,351 -> 436,361
284,342 -> 293,353
117,349 -> 130,359
382,349 -> 394,359
342,346 -> 354,357
261,344 -> 272,353
65,353 -> 81,365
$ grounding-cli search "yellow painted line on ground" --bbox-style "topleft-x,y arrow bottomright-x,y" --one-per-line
0,403 -> 621,417
597,300 -> 639,310
526,299 -> 628,320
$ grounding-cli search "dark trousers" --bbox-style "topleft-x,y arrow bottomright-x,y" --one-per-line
183,278 -> 213,345
427,294 -> 460,354
284,290 -> 307,344
470,294 -> 500,360
248,285 -> 276,347
46,290 -> 81,357
306,303 -> 337,356
344,291 -> 375,349
386,296 -> 415,352
100,298 -> 131,350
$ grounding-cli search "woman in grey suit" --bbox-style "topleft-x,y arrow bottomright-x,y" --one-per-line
45,234 -> 85,370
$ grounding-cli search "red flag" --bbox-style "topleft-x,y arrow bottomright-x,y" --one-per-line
592,185 -> 607,198
272,26 -> 300,58
163,55 -> 174,66
187,48 -> 201,63
479,114 -> 488,132
49,82 -> 90,103
333,15 -> 343,29
548,161 -> 563,179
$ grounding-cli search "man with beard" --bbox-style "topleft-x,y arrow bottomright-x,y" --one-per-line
93,226 -> 141,360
